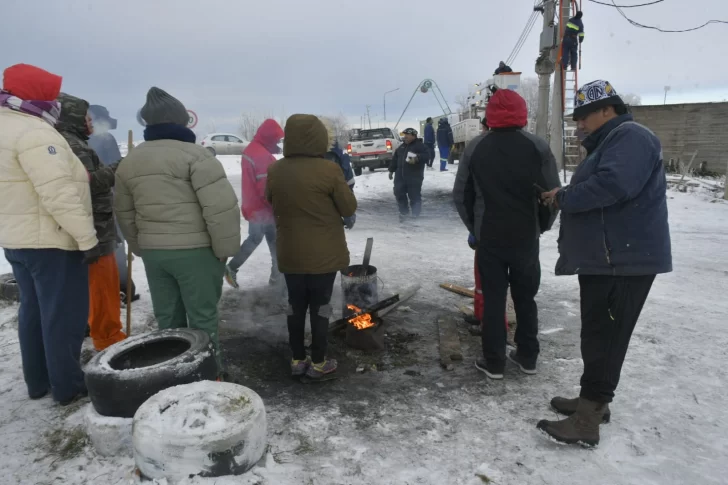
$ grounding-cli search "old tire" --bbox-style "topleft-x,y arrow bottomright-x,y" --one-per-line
0,273 -> 20,302
354,166 -> 363,176
133,381 -> 267,480
85,329 -> 218,418
206,147 -> 217,156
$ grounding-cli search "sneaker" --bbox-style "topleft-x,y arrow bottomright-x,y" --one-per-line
305,359 -> 337,379
224,265 -> 239,289
475,359 -> 505,380
507,349 -> 537,375
291,357 -> 311,377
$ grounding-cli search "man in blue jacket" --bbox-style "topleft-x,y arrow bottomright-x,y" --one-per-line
562,11 -> 584,71
423,117 -> 435,168
436,118 -> 454,171
538,80 -> 672,447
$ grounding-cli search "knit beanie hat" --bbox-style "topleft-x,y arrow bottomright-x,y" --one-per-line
139,87 -> 188,126
572,80 -> 624,121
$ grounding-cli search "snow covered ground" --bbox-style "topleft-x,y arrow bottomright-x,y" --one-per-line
1,155 -> 727,484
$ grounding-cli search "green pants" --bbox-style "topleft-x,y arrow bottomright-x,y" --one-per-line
142,248 -> 225,369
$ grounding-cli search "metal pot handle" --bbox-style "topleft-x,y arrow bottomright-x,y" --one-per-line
377,276 -> 386,294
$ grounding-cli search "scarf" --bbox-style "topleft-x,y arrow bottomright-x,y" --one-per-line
0,90 -> 61,126
144,123 -> 196,143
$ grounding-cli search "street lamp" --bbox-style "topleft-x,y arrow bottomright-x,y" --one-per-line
383,88 -> 400,123
664,86 -> 671,105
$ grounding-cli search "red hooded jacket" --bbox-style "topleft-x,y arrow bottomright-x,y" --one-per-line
485,89 -> 528,129
241,119 -> 284,223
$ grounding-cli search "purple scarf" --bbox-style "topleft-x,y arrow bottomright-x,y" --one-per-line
0,90 -> 61,126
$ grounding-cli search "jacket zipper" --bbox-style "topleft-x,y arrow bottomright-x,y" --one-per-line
601,208 -> 612,265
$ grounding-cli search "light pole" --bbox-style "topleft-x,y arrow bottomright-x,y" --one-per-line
664,86 -> 671,105
383,88 -> 400,123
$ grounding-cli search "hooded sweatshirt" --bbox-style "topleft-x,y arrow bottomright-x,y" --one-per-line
241,119 -> 284,223
266,114 -> 357,274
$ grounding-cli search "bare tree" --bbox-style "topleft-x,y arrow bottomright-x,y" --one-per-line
238,110 -> 287,141
454,94 -> 470,115
319,113 -> 351,146
621,93 -> 642,106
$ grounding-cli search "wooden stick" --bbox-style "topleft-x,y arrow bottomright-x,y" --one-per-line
125,130 -> 134,337
360,237 -> 374,276
439,283 -> 475,299
377,284 -> 420,318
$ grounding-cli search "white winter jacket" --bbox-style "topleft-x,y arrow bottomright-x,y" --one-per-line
0,108 -> 98,252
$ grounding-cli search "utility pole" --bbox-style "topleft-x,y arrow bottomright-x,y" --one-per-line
534,0 -> 557,140
366,105 -> 372,129
549,0 -> 572,172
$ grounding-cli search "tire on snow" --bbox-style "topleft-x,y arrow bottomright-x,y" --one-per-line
133,381 -> 267,480
85,329 -> 218,418
354,166 -> 363,176
0,273 -> 20,302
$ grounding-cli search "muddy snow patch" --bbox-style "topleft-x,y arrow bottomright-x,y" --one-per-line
133,381 -> 267,482
85,404 -> 133,457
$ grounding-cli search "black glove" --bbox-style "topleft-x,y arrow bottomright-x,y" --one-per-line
343,214 -> 356,230
83,244 -> 103,265
388,172 -> 394,181
468,233 -> 477,250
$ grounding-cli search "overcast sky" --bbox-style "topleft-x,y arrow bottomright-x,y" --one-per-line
3,0 -> 727,136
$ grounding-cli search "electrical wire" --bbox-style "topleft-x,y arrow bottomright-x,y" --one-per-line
588,0 -> 663,7
506,10 -> 540,66
600,0 -> 728,32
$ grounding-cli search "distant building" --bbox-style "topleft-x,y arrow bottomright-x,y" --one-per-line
631,102 -> 728,175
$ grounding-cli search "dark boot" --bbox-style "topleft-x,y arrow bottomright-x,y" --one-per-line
537,397 -> 607,447
551,396 -> 611,423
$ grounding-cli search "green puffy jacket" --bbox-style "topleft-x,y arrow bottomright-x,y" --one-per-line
114,139 -> 241,258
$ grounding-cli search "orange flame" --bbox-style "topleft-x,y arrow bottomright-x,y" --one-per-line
346,304 -> 376,330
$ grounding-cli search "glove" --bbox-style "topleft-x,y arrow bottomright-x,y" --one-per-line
388,172 -> 394,181
468,233 -> 477,250
343,214 -> 356,230
83,244 -> 104,265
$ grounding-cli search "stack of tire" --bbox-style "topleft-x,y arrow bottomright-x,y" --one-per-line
84,329 -> 267,480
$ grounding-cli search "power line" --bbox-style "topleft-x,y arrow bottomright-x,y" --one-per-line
507,11 -> 540,65
588,0 -> 664,7
606,0 -> 728,32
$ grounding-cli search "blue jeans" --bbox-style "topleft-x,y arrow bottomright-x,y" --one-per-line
4,248 -> 88,402
228,222 -> 279,277
562,36 -> 578,70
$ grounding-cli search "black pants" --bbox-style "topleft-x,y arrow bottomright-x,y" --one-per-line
477,243 -> 541,363
284,273 -> 337,363
394,176 -> 423,216
578,275 -> 655,403
425,143 -> 436,167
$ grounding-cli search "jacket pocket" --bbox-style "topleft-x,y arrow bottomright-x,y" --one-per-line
601,209 -> 612,266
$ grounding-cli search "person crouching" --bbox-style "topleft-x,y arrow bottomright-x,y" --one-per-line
266,114 -> 357,379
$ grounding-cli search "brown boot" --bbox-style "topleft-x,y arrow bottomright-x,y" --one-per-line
537,398 -> 607,447
551,396 -> 611,423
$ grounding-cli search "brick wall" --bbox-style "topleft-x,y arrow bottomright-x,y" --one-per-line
631,102 -> 728,175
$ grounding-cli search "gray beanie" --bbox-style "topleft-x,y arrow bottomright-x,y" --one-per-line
139,87 -> 189,126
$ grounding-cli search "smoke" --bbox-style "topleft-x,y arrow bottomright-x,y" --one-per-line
91,118 -> 113,135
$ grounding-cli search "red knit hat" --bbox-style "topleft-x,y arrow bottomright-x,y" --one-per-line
485,89 -> 528,129
3,64 -> 62,102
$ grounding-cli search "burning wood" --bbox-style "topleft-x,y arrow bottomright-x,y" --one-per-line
346,304 -> 376,330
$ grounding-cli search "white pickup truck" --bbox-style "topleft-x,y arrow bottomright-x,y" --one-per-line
347,128 -> 401,175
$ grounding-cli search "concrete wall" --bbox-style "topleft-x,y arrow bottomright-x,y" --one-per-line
631,102 -> 728,175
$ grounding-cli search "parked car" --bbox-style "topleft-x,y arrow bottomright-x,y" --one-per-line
200,133 -> 249,156
347,128 -> 401,175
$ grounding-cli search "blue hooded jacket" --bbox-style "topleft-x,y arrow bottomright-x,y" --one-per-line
555,114 -> 672,276
437,119 -> 454,147
424,122 -> 435,145
325,141 -> 355,190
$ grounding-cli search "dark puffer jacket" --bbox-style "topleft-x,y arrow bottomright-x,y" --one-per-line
56,93 -> 118,256
389,138 -> 429,183
555,114 -> 672,276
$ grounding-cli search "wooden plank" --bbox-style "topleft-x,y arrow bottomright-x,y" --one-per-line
439,283 -> 475,299
438,315 -> 463,371
360,237 -> 374,276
